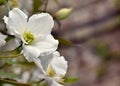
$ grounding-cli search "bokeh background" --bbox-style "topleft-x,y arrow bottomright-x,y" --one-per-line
49,0 -> 120,86
1,0 -> 120,86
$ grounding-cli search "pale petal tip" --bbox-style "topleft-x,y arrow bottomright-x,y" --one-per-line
3,16 -> 8,24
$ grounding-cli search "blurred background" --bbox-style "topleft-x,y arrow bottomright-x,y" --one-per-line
49,0 -> 120,86
1,0 -> 120,86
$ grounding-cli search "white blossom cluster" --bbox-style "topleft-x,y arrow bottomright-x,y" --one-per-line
1,8 -> 68,86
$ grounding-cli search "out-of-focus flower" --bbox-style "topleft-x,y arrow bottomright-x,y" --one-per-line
0,32 -> 7,48
3,8 -> 58,62
1,38 -> 20,51
34,51 -> 68,86
19,0 -> 33,14
55,8 -> 72,20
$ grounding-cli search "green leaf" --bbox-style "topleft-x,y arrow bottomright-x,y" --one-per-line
0,71 -> 19,78
64,77 -> 79,83
57,38 -> 74,46
5,35 -> 15,42
33,0 -> 43,13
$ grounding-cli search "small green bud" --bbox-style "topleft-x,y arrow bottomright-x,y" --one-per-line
55,8 -> 72,20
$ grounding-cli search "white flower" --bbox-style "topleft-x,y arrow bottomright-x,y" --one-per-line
3,8 -> 58,62
33,51 -> 68,86
1,38 -> 20,51
0,32 -> 7,48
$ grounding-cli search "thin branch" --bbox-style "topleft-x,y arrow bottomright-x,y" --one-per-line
43,0 -> 48,11
0,78 -> 31,86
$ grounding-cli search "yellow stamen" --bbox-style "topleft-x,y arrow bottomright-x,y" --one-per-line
23,31 -> 34,44
47,65 -> 55,77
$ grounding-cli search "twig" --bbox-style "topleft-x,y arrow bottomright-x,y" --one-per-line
43,0 -> 48,11
0,78 -> 31,86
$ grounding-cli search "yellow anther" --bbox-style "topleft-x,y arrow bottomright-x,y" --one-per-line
23,31 -> 34,44
47,65 -> 55,77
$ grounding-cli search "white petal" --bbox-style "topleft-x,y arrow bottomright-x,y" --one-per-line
31,57 -> 46,75
52,51 -> 60,57
51,52 -> 68,76
3,16 -> 19,36
3,16 -> 8,26
46,77 -> 63,86
51,80 -> 63,86
2,38 -> 20,51
0,32 -> 7,39
31,68 -> 45,81
32,35 -> 58,55
39,52 -> 54,71
3,8 -> 27,37
0,39 -> 6,48
0,33 -> 7,48
22,45 -> 40,62
27,13 -> 54,36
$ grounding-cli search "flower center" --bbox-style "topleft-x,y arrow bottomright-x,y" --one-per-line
23,31 -> 34,44
47,65 -> 55,77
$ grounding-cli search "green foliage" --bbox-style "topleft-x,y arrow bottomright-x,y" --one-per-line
0,71 -> 19,78
0,52 -> 21,58
53,0 -> 59,4
64,77 -> 79,83
0,78 -> 31,86
116,16 -> 120,25
0,0 -> 6,5
37,80 -> 47,86
114,0 -> 120,9
5,35 -> 15,42
96,43 -> 109,58
33,0 -> 43,13
96,63 -> 108,79
57,38 -> 74,46
3,58 -> 14,65
91,40 -> 110,59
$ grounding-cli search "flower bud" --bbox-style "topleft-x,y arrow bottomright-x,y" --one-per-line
55,8 -> 72,20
